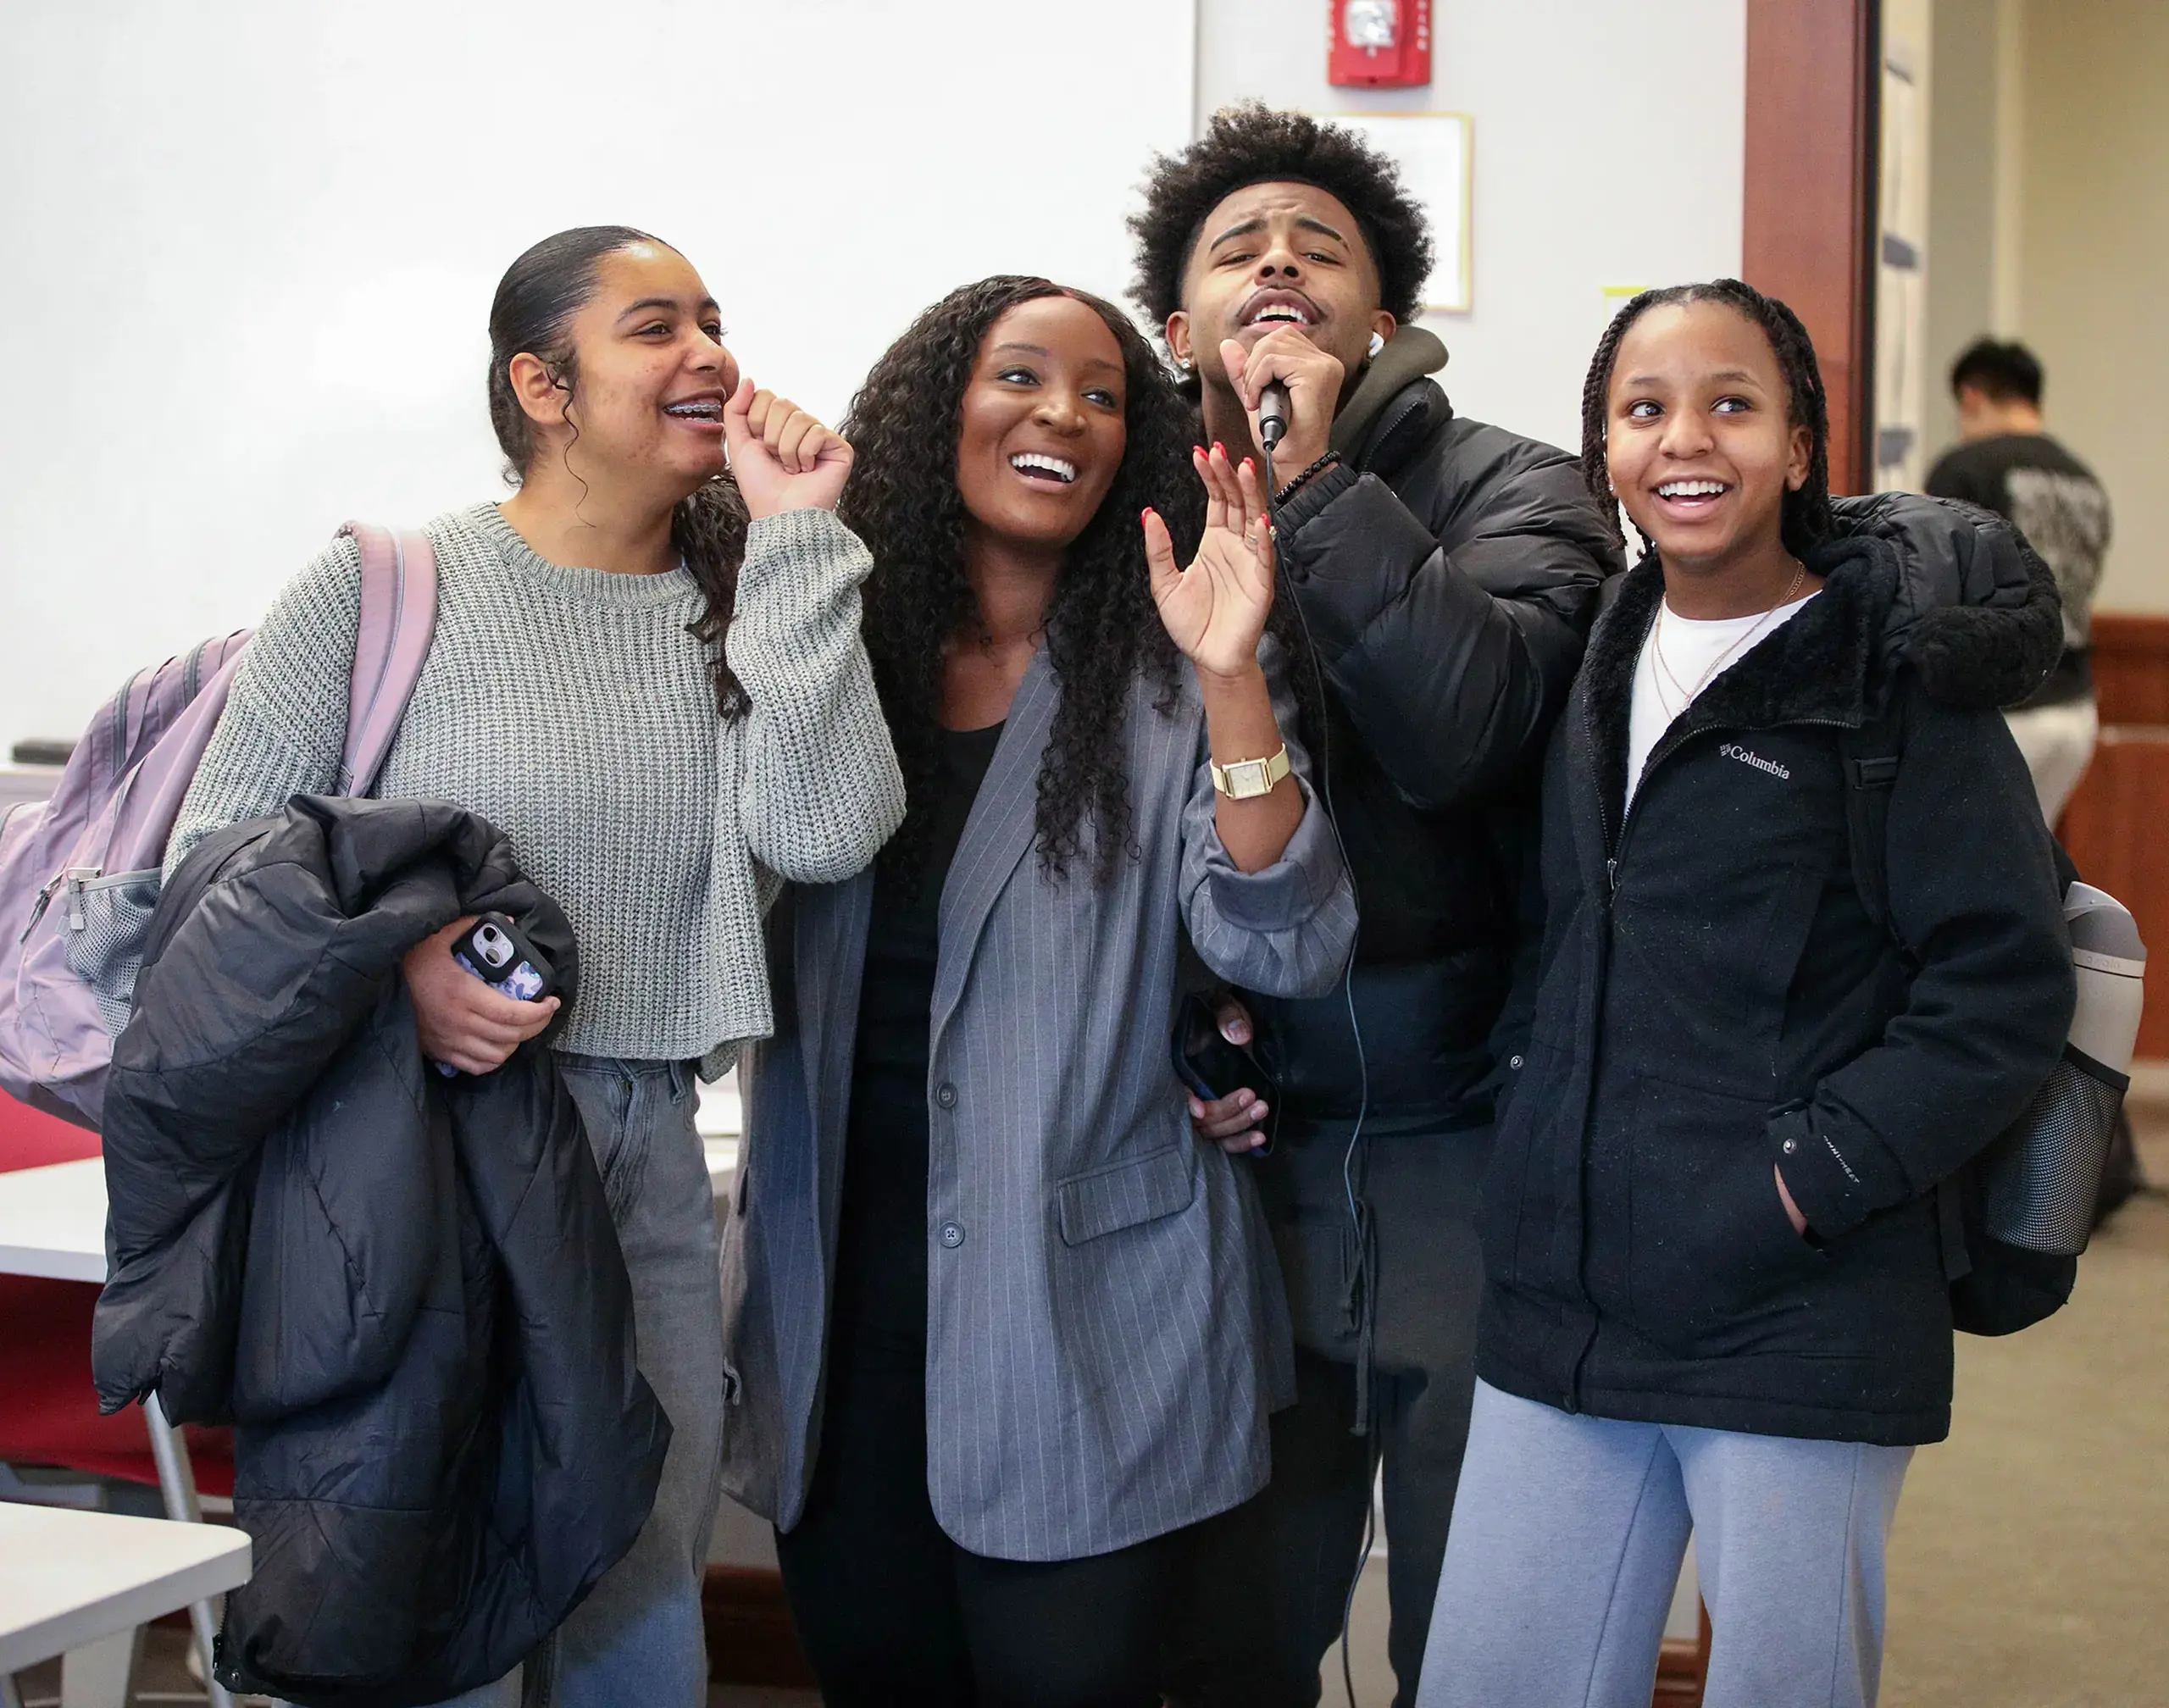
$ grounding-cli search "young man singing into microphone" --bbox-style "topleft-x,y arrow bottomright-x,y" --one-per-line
1131,105 -> 1619,1707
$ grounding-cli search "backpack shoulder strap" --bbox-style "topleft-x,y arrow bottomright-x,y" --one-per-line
1843,688 -> 1978,1280
1839,695 -> 1907,948
337,522 -> 437,796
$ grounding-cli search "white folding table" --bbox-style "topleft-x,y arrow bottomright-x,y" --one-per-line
0,1502 -> 248,1708
0,1157 -> 236,1707
0,1087 -> 740,1708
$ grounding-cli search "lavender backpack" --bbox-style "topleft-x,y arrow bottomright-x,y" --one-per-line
0,523 -> 436,1129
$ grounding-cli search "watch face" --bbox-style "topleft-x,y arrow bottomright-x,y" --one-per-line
1345,0 -> 1398,49
1224,758 -> 1272,799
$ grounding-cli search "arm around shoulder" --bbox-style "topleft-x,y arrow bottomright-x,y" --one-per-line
724,510 -> 907,884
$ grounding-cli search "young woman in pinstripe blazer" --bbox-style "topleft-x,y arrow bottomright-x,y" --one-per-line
718,276 -> 1356,1705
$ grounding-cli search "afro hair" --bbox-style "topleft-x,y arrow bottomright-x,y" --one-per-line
1129,102 -> 1434,339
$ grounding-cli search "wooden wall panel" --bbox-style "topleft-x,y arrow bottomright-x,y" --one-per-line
1743,0 -> 1880,494
2087,612 -> 2169,727
2059,613 -> 2169,1058
704,1564 -> 817,1687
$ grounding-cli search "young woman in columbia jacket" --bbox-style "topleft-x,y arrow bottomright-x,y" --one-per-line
1418,281 -> 2075,1708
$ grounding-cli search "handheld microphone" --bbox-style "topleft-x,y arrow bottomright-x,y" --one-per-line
1258,380 -> 1291,450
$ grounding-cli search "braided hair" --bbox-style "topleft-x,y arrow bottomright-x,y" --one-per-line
839,276 -> 1203,890
1578,279 -> 1835,561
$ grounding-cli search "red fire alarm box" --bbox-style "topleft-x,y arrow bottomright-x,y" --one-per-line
1329,0 -> 1432,89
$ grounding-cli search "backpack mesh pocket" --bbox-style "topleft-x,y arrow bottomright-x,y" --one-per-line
62,868 -> 163,1039
1979,1046 -> 2127,1257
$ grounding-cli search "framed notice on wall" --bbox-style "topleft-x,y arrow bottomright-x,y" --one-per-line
1313,112 -> 1473,313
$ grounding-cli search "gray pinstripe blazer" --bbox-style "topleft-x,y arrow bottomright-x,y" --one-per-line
718,643 -> 1356,1561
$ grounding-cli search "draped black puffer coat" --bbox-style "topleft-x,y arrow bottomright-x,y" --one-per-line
1478,495 -> 2076,1447
93,796 -> 668,1707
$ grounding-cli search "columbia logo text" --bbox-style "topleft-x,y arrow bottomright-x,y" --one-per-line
1718,743 -> 1790,781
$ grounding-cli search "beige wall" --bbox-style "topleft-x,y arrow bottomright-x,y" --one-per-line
2016,0 -> 2169,612
1923,0 -> 2000,463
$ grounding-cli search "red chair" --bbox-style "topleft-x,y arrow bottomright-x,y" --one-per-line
0,1091 -> 232,1497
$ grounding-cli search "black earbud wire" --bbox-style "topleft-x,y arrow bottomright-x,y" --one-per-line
1259,429 -> 1376,1708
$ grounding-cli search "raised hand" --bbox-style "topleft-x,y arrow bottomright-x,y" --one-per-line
723,378 -> 855,519
1143,443 -> 1277,682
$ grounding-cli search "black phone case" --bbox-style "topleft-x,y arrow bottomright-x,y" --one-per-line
1171,990 -> 1279,1155
450,912 -> 557,1002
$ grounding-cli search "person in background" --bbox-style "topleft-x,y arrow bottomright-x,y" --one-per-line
165,225 -> 906,1705
718,276 -> 1356,1708
1418,281 -> 2072,1708
1927,336 -> 2112,823
1129,104 -> 1619,1707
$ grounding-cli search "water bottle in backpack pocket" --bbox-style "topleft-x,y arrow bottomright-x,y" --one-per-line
1841,718 -> 2146,1336
1945,883 -> 2146,1334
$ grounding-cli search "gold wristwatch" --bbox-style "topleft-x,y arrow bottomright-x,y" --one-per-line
1210,745 -> 1291,801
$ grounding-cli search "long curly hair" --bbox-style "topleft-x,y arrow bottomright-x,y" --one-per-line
486,225 -> 748,718
840,276 -> 1204,887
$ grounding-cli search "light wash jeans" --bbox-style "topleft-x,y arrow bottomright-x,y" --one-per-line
438,1056 -> 726,1708
1418,1379 -> 1912,1708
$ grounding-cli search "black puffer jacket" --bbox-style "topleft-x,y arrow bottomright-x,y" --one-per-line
1478,495 -> 2077,1446
1249,330 -> 1621,1122
93,796 -> 668,1708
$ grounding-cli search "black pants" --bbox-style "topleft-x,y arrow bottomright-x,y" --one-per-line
774,1321 -> 1181,1708
1170,1123 -> 1489,1708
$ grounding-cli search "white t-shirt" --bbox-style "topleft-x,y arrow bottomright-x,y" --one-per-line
1627,592 -> 1819,806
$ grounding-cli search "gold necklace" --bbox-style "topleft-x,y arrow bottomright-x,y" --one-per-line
1651,562 -> 1808,722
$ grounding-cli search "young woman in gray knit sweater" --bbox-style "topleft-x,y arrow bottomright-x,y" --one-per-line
165,226 -> 906,1706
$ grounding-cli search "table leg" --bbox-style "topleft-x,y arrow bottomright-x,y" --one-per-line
143,1392 -> 236,1708
59,1627 -> 139,1708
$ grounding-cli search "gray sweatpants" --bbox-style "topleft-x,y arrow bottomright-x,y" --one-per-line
1417,1380 -> 1912,1708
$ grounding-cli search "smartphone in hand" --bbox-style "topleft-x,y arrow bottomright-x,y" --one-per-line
451,913 -> 555,1001
435,913 -> 557,1077
1171,990 -> 1279,1155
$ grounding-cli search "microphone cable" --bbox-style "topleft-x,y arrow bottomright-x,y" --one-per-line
1258,415 -> 1376,1708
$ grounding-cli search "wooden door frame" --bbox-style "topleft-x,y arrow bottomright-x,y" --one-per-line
1744,0 -> 1882,496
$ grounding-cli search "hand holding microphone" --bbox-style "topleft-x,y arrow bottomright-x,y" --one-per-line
1218,330 -> 1341,476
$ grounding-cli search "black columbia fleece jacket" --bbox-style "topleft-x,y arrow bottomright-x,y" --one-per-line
1478,494 -> 2076,1445
1250,329 -> 1623,1127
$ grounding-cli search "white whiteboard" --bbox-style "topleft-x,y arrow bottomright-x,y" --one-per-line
0,0 -> 1195,743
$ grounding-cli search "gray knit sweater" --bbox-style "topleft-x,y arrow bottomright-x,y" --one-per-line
167,501 -> 905,1073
